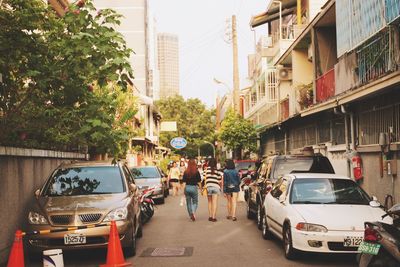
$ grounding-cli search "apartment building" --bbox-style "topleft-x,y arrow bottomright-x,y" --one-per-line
246,0 -> 400,202
157,33 -> 180,99
93,0 -> 162,165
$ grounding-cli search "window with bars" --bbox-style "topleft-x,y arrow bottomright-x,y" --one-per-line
358,102 -> 400,145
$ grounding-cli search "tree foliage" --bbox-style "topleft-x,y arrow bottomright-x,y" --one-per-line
0,0 -> 136,157
155,96 -> 215,158
218,109 -> 257,155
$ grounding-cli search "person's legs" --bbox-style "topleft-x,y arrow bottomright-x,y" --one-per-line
185,186 -> 193,217
211,194 -> 218,219
207,194 -> 212,219
231,192 -> 238,220
192,186 -> 199,214
173,182 -> 179,196
226,193 -> 232,218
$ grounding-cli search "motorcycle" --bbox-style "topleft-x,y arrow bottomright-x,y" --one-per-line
358,203 -> 400,267
139,186 -> 156,224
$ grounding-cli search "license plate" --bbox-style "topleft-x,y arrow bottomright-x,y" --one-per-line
358,241 -> 381,255
64,233 -> 86,245
343,236 -> 363,247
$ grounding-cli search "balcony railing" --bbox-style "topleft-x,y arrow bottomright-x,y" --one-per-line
356,26 -> 399,86
316,68 -> 335,103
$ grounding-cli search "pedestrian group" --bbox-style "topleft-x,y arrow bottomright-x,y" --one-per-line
167,157 -> 241,222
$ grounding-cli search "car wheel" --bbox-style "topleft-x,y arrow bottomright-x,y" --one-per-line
28,251 -> 41,262
137,219 -> 143,238
124,222 -> 137,257
283,224 -> 297,260
257,204 -> 263,230
246,199 -> 255,219
261,214 -> 271,240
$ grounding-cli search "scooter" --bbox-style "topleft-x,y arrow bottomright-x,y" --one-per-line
358,203 -> 400,267
139,186 -> 156,224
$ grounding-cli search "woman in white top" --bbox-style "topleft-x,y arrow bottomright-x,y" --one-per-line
204,158 -> 223,222
168,162 -> 181,196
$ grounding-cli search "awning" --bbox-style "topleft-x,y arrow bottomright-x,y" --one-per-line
251,0 -> 297,28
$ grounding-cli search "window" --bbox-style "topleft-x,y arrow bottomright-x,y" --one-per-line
290,178 -> 370,205
270,178 -> 289,199
43,166 -> 125,196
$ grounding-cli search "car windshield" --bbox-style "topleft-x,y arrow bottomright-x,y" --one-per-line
43,166 -> 125,196
235,162 -> 256,171
290,178 -> 370,205
273,157 -> 334,179
131,167 -> 161,179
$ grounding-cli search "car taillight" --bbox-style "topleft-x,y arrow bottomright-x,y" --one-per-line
364,226 -> 380,243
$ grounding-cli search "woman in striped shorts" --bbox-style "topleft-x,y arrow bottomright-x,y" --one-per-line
204,158 -> 223,222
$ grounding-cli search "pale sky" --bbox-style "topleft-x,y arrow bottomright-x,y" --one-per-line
152,0 -> 268,107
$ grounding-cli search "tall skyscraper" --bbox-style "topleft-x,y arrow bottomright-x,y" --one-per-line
157,33 -> 180,99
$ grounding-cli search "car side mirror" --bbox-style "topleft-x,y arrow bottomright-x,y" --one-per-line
34,189 -> 40,199
369,195 -> 381,207
129,183 -> 137,193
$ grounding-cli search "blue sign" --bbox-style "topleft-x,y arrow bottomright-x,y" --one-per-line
170,137 -> 187,149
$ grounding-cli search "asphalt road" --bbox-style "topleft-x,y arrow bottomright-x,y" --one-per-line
26,191 -> 358,267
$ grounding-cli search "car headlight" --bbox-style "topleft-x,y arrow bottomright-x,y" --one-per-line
28,211 -> 48,225
296,222 -> 328,233
103,207 -> 128,222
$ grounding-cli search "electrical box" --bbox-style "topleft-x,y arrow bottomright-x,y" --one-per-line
383,159 -> 397,175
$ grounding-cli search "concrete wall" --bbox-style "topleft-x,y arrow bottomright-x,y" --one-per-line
360,151 -> 400,204
292,49 -> 313,86
0,147 -> 86,264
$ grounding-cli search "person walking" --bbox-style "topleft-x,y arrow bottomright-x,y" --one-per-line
168,161 -> 181,196
179,160 -> 187,205
182,159 -> 202,221
204,158 -> 223,222
223,159 -> 241,221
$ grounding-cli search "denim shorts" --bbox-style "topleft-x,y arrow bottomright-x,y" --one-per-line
207,186 -> 220,195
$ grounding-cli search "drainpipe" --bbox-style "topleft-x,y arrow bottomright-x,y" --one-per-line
344,113 -> 351,178
297,0 -> 302,25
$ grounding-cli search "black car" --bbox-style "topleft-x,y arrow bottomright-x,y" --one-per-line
246,153 -> 335,229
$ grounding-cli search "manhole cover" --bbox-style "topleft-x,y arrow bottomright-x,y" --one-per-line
140,247 -> 193,257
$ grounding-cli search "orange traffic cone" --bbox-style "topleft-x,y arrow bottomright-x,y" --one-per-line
100,221 -> 132,267
7,230 -> 24,267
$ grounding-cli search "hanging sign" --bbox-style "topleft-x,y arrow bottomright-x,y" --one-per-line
170,137 -> 187,149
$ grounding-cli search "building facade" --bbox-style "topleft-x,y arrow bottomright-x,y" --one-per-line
94,0 -> 161,164
246,0 -> 400,203
157,33 -> 180,99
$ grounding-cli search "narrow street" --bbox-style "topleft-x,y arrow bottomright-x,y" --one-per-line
27,193 -> 357,267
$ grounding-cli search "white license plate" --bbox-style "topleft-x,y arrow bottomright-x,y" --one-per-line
343,236 -> 363,247
64,233 -> 86,245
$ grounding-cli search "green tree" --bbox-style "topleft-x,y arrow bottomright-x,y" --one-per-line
0,0 -> 136,158
218,109 -> 257,158
155,96 -> 215,158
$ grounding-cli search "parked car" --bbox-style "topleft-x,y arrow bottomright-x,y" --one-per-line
234,159 -> 257,179
261,173 -> 391,259
26,161 -> 142,258
246,153 -> 335,229
130,166 -> 168,203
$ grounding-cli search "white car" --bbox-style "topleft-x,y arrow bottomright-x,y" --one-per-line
261,173 -> 392,259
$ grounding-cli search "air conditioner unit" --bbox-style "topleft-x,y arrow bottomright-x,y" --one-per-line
262,36 -> 273,48
277,67 -> 292,81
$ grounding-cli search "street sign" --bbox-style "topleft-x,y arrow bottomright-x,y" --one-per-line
170,137 -> 187,149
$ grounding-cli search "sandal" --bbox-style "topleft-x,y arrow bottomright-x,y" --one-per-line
208,217 -> 213,221
226,216 -> 232,220
232,217 -> 237,221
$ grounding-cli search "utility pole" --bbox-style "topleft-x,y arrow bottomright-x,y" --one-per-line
232,15 -> 240,114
